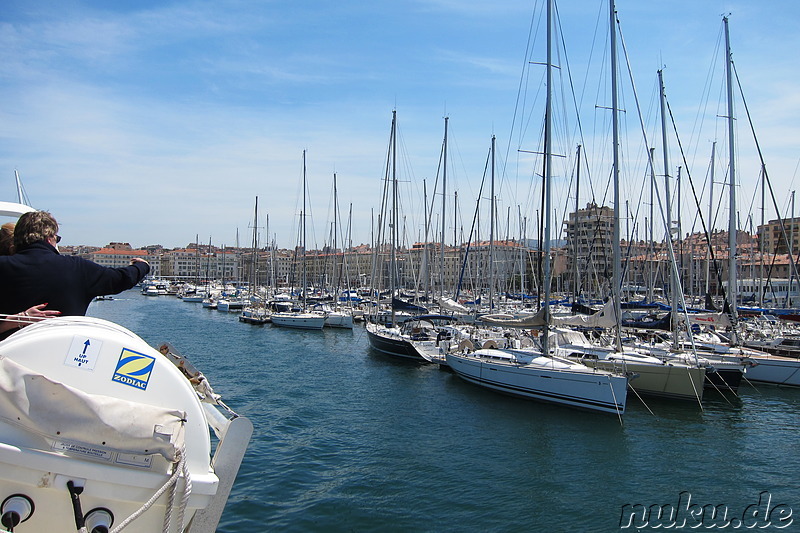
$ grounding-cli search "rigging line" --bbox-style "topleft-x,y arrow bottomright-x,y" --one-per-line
502,0 -> 545,180
664,97 -> 732,318
615,17 -> 660,255
732,60 -> 800,289
685,152 -> 717,246
616,21 -> 702,361
553,2 -> 599,222
455,144 -> 492,301
687,23 -> 726,168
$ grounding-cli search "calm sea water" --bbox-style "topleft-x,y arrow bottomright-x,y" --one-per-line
88,290 -> 799,532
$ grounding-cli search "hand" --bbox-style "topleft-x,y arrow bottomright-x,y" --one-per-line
131,257 -> 149,264
24,303 -> 61,319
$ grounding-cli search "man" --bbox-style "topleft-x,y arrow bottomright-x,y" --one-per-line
0,211 -> 150,317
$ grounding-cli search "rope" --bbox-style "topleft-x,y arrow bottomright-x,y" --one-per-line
176,448 -> 193,531
627,383 -> 656,417
110,445 -> 191,533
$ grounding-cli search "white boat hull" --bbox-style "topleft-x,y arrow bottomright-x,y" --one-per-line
271,312 -> 326,330
446,350 -> 628,414
730,354 -> 800,387
324,312 -> 354,329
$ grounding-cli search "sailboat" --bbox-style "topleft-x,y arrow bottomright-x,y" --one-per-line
366,111 -> 436,360
446,0 -> 629,415
240,197 -> 271,325
320,173 -> 355,329
678,17 -> 800,388
271,151 -> 327,330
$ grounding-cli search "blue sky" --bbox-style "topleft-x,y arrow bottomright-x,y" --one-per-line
1,0 -> 798,250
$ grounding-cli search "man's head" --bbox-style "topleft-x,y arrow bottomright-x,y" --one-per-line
14,211 -> 59,250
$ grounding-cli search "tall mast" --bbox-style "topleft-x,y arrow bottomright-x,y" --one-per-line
706,142 -> 716,296
489,134 -> 496,311
759,163 -> 765,308
658,68 -> 678,348
648,147 -> 656,303
724,16 -> 739,337
333,173 -> 339,293
390,111 -> 398,325
441,116 -> 448,300
302,150 -> 308,311
610,0 -> 623,352
251,196 -> 259,287
542,0 -> 553,354
422,179 -> 430,301
574,145 -> 581,305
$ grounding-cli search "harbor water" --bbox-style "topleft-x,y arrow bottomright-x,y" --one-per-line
88,290 -> 799,532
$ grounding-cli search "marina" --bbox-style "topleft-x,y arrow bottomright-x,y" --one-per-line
87,289 -> 798,531
3,1 -> 800,529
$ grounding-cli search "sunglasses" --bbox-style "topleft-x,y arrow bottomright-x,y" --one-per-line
55,235 -> 62,243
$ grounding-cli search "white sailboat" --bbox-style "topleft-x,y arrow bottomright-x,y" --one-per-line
692,17 -> 800,388
447,0 -> 629,415
271,151 -> 326,331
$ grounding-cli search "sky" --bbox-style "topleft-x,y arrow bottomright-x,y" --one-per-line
1,0 -> 799,250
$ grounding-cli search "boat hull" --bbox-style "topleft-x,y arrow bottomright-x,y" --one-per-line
583,360 -> 705,402
324,312 -> 354,329
729,354 -> 800,387
366,323 -> 425,361
445,352 -> 627,414
704,367 -> 744,391
271,313 -> 326,330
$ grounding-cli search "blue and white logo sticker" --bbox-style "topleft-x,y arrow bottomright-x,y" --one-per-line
112,348 -> 155,390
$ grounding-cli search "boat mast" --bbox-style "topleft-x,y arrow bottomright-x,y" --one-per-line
542,0 -> 553,354
706,142 -> 716,297
489,134 -> 496,311
251,196 -> 259,288
441,116 -> 448,301
648,147 -> 656,303
422,179 -> 430,302
333,173 -> 339,296
574,144 -> 581,306
390,110 -> 398,326
724,16 -> 739,340
658,69 -> 678,349
759,163 -> 765,308
610,0 -> 623,352
302,149 -> 308,312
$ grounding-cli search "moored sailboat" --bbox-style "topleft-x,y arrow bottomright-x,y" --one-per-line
446,0 -> 629,415
271,151 -> 326,331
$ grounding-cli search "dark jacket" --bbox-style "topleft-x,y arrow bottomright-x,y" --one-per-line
0,241 -> 150,316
